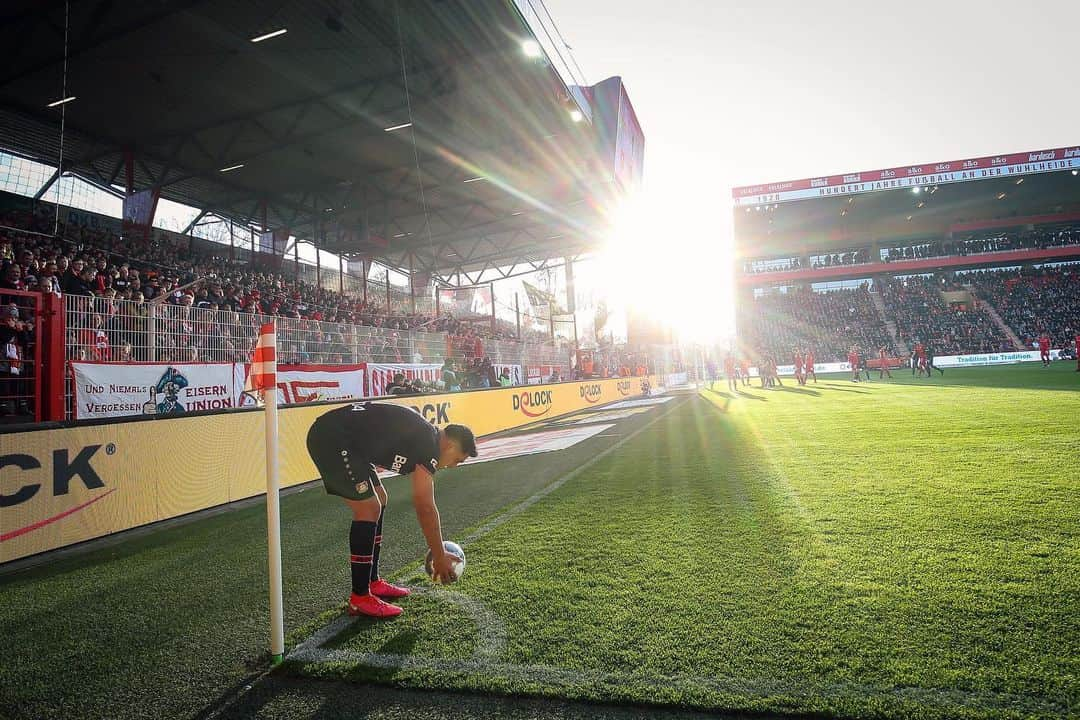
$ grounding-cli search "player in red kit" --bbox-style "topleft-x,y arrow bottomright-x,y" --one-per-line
914,342 -> 927,377
724,355 -> 738,392
1075,334 -> 1080,371
877,346 -> 892,379
793,349 -> 805,386
739,357 -> 750,386
804,349 -> 816,383
1039,333 -> 1051,367
848,347 -> 860,382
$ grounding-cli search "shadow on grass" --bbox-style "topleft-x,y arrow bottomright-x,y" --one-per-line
224,675 -> 785,720
774,386 -> 821,397
736,390 -> 767,401
818,384 -> 870,394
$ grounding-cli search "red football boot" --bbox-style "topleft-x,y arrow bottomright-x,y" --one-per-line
347,593 -> 403,618
370,578 -> 411,599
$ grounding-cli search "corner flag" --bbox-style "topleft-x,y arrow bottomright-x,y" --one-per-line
248,322 -> 284,664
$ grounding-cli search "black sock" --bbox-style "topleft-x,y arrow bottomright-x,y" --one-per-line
370,507 -> 385,584
349,520 -> 377,596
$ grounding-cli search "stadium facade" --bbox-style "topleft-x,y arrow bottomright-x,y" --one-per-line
733,145 -> 1080,364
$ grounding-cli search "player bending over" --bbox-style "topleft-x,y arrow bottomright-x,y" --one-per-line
306,402 -> 477,618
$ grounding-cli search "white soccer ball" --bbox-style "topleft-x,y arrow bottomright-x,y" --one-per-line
424,541 -> 466,584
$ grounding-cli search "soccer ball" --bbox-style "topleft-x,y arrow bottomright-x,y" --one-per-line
424,541 -> 466,584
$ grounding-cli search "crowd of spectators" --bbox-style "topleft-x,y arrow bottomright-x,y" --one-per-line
883,224 -> 1080,263
740,284 -> 893,363
879,275 -> 1011,355
810,248 -> 872,269
745,225 -> 1080,274
960,263 -> 1080,350
0,202 -> 561,367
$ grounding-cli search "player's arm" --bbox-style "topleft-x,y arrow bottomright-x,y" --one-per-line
409,466 -> 456,583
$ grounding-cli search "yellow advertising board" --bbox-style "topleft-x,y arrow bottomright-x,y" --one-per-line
1,376 -> 658,564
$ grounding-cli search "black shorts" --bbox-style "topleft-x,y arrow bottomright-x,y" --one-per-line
306,425 -> 382,501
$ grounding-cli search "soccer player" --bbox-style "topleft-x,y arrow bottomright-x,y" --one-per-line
877,346 -> 893,379
724,355 -> 738,392
306,402 -> 478,618
793,348 -> 805,386
914,341 -> 927,377
1075,333 -> 1080,372
804,349 -> 816,383
925,342 -> 944,376
1039,332 -> 1051,367
739,357 -> 751,386
848,346 -> 860,382
910,345 -> 918,376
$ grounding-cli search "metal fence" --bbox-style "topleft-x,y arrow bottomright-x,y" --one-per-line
63,295 -> 572,418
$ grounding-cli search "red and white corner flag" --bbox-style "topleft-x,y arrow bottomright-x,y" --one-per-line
244,322 -> 278,398
248,321 -> 285,664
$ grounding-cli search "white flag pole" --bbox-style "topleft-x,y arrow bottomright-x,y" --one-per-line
263,324 -> 285,664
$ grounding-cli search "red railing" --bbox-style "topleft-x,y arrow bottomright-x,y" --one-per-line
0,290 -> 64,423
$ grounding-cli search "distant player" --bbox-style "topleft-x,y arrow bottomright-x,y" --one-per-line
848,346 -> 860,382
706,358 -> 719,389
925,343 -> 944,376
804,349 -> 816,383
724,354 -> 738,392
1075,333 -> 1080,372
793,348 -> 805,386
877,346 -> 893,379
739,357 -> 751,386
910,345 -> 918,376
1039,332 -> 1051,367
914,341 -> 927,377
306,402 -> 477,618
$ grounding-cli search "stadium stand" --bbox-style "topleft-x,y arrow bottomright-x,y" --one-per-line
740,284 -> 894,362
879,275 -> 1011,355
0,204 -> 574,418
961,263 -> 1080,349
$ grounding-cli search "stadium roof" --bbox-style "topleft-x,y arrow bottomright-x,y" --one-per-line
733,145 -> 1080,258
0,0 -> 624,280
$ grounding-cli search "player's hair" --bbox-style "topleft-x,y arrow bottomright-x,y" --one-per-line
443,424 -> 478,457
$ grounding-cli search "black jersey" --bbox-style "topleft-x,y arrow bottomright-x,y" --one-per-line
310,402 -> 439,476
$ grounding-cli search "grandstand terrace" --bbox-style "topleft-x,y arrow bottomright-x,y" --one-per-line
0,0 -> 648,422
734,145 -> 1080,363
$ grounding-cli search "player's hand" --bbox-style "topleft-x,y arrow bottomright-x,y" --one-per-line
430,550 -> 458,584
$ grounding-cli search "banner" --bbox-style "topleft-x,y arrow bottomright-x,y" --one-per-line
527,365 -> 563,384
237,364 -> 365,407
366,363 -> 444,396
121,189 -> 157,229
1,374 -> 662,563
935,349 -> 1063,368
492,364 -> 523,386
733,145 -> 1080,206
257,228 -> 290,256
437,285 -> 493,320
72,362 -> 239,419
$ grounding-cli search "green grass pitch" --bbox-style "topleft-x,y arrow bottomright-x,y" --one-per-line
1,364 -> 1078,719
